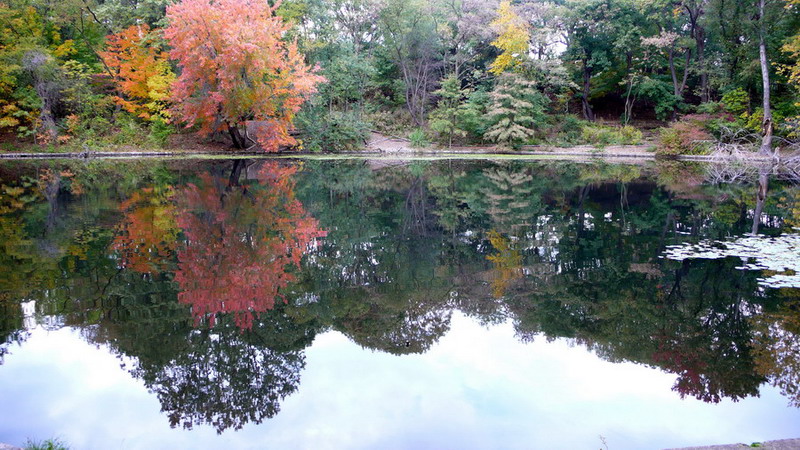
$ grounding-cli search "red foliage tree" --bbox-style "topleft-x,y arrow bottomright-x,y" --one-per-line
174,162 -> 326,329
164,0 -> 324,150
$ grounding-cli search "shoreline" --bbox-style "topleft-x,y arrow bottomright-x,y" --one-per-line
0,147 -> 782,162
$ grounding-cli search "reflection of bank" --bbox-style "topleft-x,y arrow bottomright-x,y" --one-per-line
667,162 -> 800,289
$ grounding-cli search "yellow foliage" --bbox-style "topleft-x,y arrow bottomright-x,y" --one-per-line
99,25 -> 175,121
53,39 -> 76,58
486,230 -> 523,298
489,1 -> 530,75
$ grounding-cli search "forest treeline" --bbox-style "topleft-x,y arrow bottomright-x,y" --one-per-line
0,0 -> 799,154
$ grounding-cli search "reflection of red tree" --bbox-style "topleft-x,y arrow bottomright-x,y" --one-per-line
112,187 -> 179,274
652,330 -> 761,404
175,163 -> 325,329
652,336 -> 718,403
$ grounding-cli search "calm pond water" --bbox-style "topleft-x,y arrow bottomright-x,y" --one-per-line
0,157 -> 799,449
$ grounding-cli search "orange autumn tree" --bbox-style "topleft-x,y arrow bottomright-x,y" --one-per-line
174,162 -> 326,329
164,0 -> 324,151
99,24 -> 174,121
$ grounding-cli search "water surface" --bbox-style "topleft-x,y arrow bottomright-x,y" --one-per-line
0,158 -> 798,449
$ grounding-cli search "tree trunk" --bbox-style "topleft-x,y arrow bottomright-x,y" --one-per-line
696,27 -> 709,102
758,0 -> 773,156
623,54 -> 635,125
581,56 -> 594,121
228,123 -> 246,149
668,47 -> 692,99
24,51 -> 58,143
669,49 -> 679,97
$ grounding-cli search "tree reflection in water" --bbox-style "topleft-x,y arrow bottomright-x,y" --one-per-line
175,161 -> 326,329
0,158 -> 800,432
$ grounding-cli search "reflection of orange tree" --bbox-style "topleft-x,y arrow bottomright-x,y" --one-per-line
175,163 -> 326,329
112,186 -> 179,274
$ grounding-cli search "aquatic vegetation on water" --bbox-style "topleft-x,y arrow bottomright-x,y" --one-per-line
663,233 -> 800,288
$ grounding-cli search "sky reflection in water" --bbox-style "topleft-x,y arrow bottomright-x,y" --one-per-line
1,315 -> 798,450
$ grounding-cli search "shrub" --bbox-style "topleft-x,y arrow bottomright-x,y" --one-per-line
580,123 -> 643,146
696,102 -> 724,114
365,108 -> 415,137
409,128 -> 429,148
148,118 -> 175,148
657,118 -> 712,156
547,114 -> 586,145
619,125 -> 644,144
296,109 -> 370,152
721,88 -> 749,116
111,115 -> 147,146
740,107 -> 785,135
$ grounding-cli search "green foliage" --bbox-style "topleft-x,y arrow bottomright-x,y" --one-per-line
581,124 -> 643,147
548,115 -> 587,145
0,0 -> 796,153
148,117 -> 175,148
296,108 -> 370,152
24,438 -> 69,450
696,102 -> 724,114
408,128 -> 429,148
317,51 -> 376,109
637,78 -> 683,121
428,74 -> 472,147
722,88 -> 750,116
742,108 -> 785,134
456,89 -> 491,142
484,73 -> 548,149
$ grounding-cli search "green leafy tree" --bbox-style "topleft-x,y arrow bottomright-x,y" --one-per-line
429,74 -> 471,147
484,73 -> 547,148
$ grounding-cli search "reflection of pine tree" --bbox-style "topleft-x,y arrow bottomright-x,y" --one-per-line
429,170 -> 471,233
480,165 -> 539,233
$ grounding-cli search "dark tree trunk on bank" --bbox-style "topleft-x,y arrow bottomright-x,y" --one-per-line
581,56 -> 594,121
227,123 -> 251,150
696,27 -> 709,102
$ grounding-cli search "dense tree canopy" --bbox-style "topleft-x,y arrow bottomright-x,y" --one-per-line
0,0 -> 799,152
